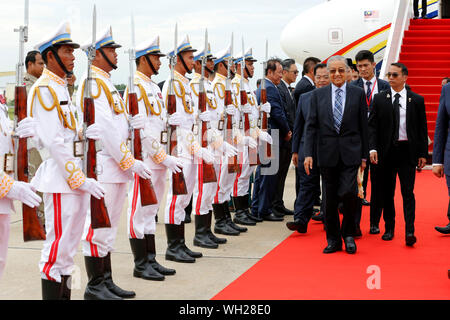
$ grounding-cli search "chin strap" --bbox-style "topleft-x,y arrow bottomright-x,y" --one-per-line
49,47 -> 73,77
245,65 -> 252,79
178,53 -> 192,74
144,55 -> 158,75
98,47 -> 118,70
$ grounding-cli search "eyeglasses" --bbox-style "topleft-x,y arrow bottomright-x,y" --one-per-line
386,72 -> 400,78
329,68 -> 346,74
284,69 -> 299,74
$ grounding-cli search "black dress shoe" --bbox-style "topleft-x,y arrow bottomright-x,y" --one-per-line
323,242 -> 342,254
271,207 -> 285,218
262,213 -> 284,222
369,224 -> 380,234
361,199 -> 370,206
405,233 -> 417,246
311,212 -> 324,222
381,230 -> 394,241
247,213 -> 263,223
278,206 -> 294,215
435,223 -> 450,234
344,237 -> 357,254
286,220 -> 307,233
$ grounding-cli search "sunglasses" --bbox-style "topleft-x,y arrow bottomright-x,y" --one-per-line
386,72 -> 400,78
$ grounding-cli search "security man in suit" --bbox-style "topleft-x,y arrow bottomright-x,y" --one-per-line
304,55 -> 369,254
369,62 -> 428,246
352,49 -> 390,235
293,57 -> 321,105
431,83 -> 450,234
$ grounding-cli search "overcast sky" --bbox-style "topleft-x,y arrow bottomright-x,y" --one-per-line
0,0 -> 324,88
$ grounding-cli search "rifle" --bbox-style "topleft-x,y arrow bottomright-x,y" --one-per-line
225,33 -> 239,173
14,0 -> 46,241
198,29 -> 217,183
127,14 -> 158,205
260,39 -> 271,160
240,38 -> 258,166
83,5 -> 111,229
167,23 -> 187,195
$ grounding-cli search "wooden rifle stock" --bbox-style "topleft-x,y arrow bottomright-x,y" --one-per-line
224,89 -> 239,173
167,92 -> 187,195
241,88 -> 259,165
128,92 -> 158,205
83,97 -> 111,229
260,87 -> 271,159
198,89 -> 217,183
15,86 -> 46,242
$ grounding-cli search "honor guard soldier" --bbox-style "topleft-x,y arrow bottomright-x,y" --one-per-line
190,43 -> 236,249
125,35 -> 181,280
0,103 -> 41,280
232,48 -> 271,226
211,46 -> 249,236
162,34 -> 215,263
28,21 -> 105,299
76,26 -> 152,300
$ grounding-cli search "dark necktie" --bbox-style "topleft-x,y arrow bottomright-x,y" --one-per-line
393,93 -> 401,142
366,81 -> 372,99
333,88 -> 343,133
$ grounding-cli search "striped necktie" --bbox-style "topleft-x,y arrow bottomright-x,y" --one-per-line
333,88 -> 343,133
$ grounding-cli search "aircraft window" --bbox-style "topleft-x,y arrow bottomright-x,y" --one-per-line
329,28 -> 343,44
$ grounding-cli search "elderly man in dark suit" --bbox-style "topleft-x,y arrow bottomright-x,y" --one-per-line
432,84 -> 450,234
251,58 -> 292,221
369,62 -> 428,246
304,55 -> 369,254
352,50 -> 391,235
288,63 -> 330,233
272,59 -> 298,217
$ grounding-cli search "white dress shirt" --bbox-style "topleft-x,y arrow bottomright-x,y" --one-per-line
391,86 -> 408,141
331,82 -> 347,114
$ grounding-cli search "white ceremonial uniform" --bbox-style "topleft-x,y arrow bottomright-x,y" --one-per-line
0,107 -> 14,279
211,72 -> 241,204
162,70 -> 199,225
76,65 -> 135,258
29,68 -> 90,283
190,73 -> 222,216
127,71 -> 168,239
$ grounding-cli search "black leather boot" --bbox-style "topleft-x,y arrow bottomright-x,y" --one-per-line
232,196 -> 257,226
212,203 -> 240,236
223,201 -> 247,232
144,234 -> 176,275
165,224 -> 195,263
60,275 -> 71,300
194,214 -> 219,249
179,222 -> 203,258
243,194 -> 263,222
129,239 -> 164,281
206,210 -> 227,244
84,256 -> 122,300
41,278 -> 63,300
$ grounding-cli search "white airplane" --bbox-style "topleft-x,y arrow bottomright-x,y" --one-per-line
280,0 -> 440,69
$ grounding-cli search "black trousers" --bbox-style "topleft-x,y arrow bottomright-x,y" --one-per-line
414,0 -> 427,17
294,159 -> 320,224
272,145 -> 292,210
320,160 -> 359,243
382,142 -> 416,234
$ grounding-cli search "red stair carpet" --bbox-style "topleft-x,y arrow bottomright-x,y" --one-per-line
400,18 -> 450,154
213,171 -> 450,300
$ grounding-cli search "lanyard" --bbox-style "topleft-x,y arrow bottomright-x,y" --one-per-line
365,78 -> 377,107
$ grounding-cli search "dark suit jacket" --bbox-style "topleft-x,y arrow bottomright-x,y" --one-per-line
256,79 -> 291,147
292,90 -> 314,161
277,80 -> 296,130
351,77 -> 390,112
433,84 -> 450,175
293,76 -> 315,106
304,83 -> 369,167
368,89 -> 428,166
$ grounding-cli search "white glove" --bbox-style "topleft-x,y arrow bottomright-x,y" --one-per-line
15,117 -> 37,139
259,131 -> 273,145
244,136 -> 258,149
129,114 -> 146,130
168,112 -> 183,126
225,105 -> 236,117
242,104 -> 252,114
161,155 -> 184,174
199,111 -> 212,122
130,160 -> 152,179
85,123 -> 102,141
223,142 -> 238,157
261,102 -> 271,113
198,147 -> 214,164
6,181 -> 41,208
78,178 -> 106,200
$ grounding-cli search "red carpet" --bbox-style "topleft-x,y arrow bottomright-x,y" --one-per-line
213,171 -> 450,300
400,18 -> 450,154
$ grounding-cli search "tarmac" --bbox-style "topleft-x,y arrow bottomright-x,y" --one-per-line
0,167 -> 296,300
